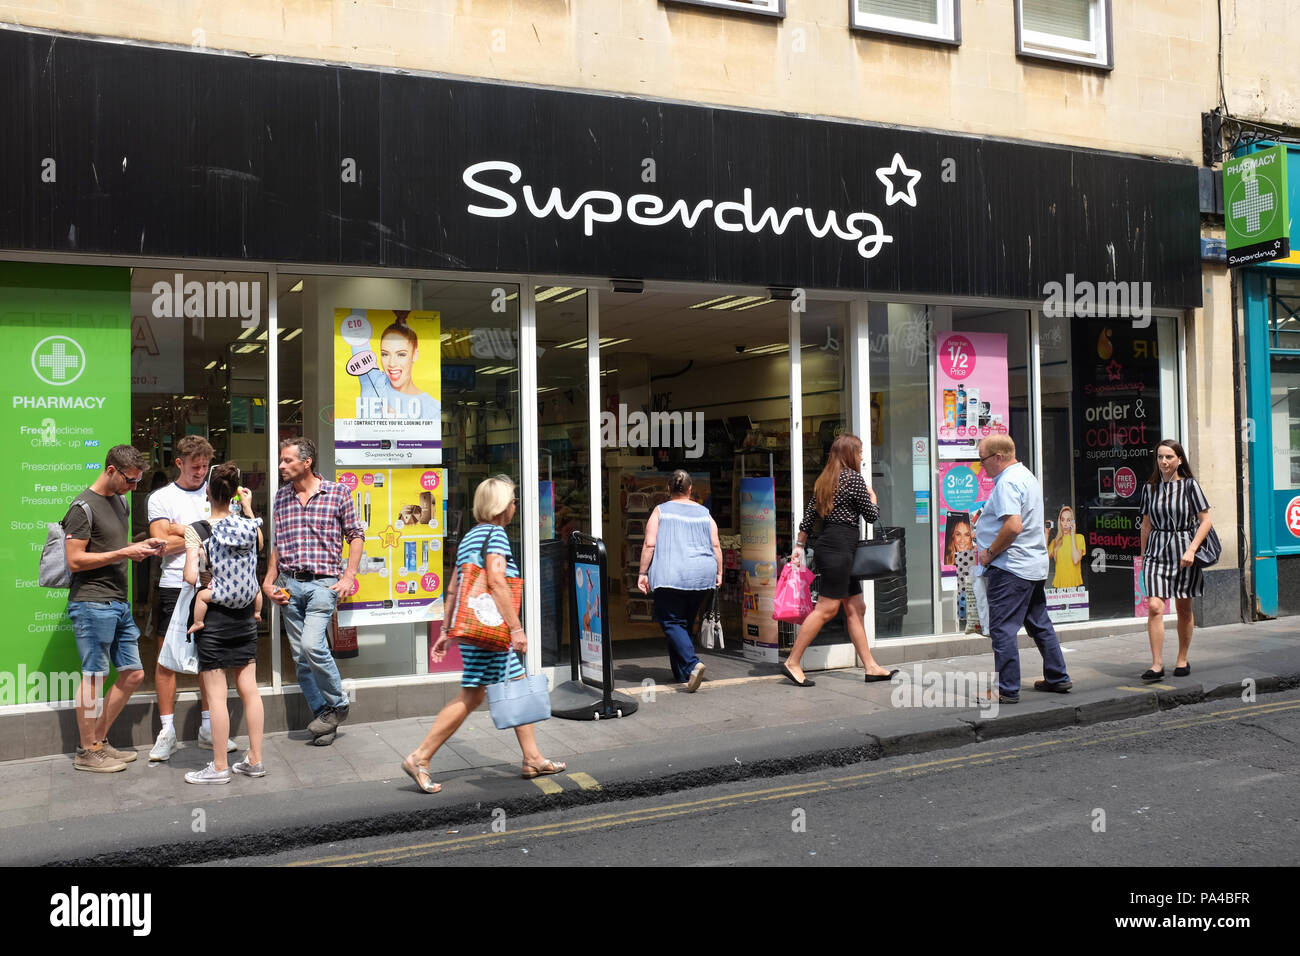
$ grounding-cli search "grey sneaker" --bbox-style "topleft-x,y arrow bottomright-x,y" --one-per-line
311,731 -> 337,747
307,705 -> 349,736
231,754 -> 266,777
98,739 -> 138,763
184,761 -> 231,785
198,726 -> 240,752
149,725 -> 178,761
74,745 -> 127,773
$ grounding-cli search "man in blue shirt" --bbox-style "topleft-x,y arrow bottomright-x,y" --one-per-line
975,435 -> 1071,702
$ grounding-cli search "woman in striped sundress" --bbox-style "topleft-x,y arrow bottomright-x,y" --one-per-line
1138,439 -> 1214,683
401,475 -> 565,793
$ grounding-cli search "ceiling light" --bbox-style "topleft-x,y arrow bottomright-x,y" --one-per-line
555,289 -> 586,303
204,361 -> 218,370
711,295 -> 764,310
690,295 -> 739,309
288,280 -> 303,293
535,286 -> 573,302
237,326 -> 257,340
284,328 -> 302,341
734,298 -> 775,311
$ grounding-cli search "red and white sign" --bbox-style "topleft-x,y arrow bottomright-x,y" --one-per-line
1287,495 -> 1300,539
1114,467 -> 1138,499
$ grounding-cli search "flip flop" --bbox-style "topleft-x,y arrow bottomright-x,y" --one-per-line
522,759 -> 566,779
401,758 -> 441,794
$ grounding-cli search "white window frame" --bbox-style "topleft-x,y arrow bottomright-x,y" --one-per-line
661,0 -> 785,19
851,1 -> 960,46
1015,0 -> 1113,70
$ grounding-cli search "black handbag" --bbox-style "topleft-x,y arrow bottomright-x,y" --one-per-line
1194,526 -> 1222,568
851,524 -> 904,579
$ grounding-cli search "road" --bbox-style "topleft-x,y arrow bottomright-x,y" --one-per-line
210,689 -> 1300,867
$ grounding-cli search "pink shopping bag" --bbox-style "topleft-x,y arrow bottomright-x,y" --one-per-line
772,561 -> 816,624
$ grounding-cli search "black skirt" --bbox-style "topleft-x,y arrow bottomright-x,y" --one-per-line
811,523 -> 861,600
196,600 -> 259,672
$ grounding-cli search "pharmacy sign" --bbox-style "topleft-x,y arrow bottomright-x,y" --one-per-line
1225,145 -> 1290,267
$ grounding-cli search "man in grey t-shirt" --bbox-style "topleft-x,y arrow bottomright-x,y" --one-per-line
975,435 -> 1071,703
64,445 -> 166,773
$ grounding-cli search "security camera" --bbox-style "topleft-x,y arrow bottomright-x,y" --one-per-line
735,345 -> 746,353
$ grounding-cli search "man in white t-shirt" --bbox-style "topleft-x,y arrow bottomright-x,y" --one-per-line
145,436 -> 238,760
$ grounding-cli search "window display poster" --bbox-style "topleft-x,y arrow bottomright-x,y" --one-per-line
937,461 -> 994,578
935,332 -> 1009,460
1046,503 -> 1089,622
2,263 -> 131,702
539,481 -> 555,541
335,308 -> 442,465
575,560 -> 604,684
1070,322 -> 1161,619
335,467 -> 444,626
739,476 -> 779,662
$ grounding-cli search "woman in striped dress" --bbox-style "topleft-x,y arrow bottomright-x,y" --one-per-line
1138,439 -> 1214,682
401,475 -> 565,793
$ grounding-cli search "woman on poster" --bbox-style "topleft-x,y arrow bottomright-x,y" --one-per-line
1138,440 -> 1213,682
637,470 -> 723,693
348,311 -> 441,420
401,475 -> 565,793
1047,505 -> 1085,588
783,434 -> 896,687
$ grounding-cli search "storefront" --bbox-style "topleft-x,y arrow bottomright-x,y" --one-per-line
0,28 -> 1201,745
1238,144 -> 1300,618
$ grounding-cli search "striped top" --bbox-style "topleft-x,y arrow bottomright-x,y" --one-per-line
456,523 -> 518,576
648,499 -> 717,592
1139,477 -> 1210,533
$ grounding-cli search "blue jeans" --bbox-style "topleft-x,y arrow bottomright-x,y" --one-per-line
653,588 -> 705,684
984,565 -> 1070,696
279,577 -> 348,715
68,600 -> 143,675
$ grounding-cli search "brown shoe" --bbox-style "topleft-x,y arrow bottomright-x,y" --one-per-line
74,744 -> 127,773
98,739 -> 138,763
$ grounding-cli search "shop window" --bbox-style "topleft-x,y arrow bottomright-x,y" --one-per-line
1270,278 -> 1300,351
131,268 -> 271,692
1271,355 -> 1300,489
1039,313 -> 1179,625
867,302 -> 936,637
536,287 -> 591,667
661,0 -> 784,18
852,0 -> 960,45
1016,0 -> 1112,70
277,275 -> 519,685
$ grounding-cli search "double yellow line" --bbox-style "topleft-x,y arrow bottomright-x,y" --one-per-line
288,697 -> 1300,867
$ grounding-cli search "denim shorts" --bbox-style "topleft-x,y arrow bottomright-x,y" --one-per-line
68,600 -> 143,675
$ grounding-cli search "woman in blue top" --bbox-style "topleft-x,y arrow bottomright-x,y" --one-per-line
401,475 -> 565,793
637,470 -> 723,692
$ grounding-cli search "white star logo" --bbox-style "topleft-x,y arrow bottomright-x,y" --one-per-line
875,153 -> 922,207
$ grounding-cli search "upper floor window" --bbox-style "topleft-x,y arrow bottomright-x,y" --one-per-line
661,0 -> 785,18
852,0 -> 960,46
1016,0 -> 1112,69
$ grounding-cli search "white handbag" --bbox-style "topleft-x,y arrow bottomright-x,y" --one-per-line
157,583 -> 199,675
700,588 -> 725,650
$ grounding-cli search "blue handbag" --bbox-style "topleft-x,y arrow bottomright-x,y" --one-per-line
485,654 -> 551,729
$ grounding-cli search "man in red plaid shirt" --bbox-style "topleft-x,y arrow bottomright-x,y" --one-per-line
262,437 -> 365,745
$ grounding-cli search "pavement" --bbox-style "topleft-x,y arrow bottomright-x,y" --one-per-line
1,617 -> 1295,866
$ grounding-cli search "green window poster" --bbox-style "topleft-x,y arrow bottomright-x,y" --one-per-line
0,263 -> 130,704
1225,144 -> 1291,267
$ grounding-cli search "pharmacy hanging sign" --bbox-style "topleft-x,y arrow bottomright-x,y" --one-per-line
1225,145 -> 1290,267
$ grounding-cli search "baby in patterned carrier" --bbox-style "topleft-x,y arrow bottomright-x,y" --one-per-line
188,512 -> 264,633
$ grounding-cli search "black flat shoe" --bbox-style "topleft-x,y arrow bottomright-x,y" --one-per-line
1140,668 -> 1165,682
1173,663 -> 1191,677
864,669 -> 899,683
780,664 -> 815,687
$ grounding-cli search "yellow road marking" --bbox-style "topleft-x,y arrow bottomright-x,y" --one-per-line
568,772 -> 601,791
1116,685 -> 1159,692
288,698 -> 1300,866
530,777 -> 563,795
622,674 -> 785,696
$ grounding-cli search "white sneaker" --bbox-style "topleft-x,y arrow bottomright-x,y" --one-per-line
198,727 -> 239,752
148,726 -> 178,762
184,761 -> 231,785
686,662 -> 706,693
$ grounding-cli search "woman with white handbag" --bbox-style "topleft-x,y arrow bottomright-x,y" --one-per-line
401,476 -> 565,794
637,470 -> 723,693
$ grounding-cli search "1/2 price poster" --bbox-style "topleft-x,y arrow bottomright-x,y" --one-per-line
335,308 -> 442,465
936,332 -> 1009,460
335,467 -> 445,626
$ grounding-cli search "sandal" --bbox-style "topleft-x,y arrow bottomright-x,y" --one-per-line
522,758 -> 566,779
401,757 -> 441,794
